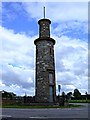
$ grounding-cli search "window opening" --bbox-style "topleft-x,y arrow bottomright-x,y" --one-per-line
49,72 -> 53,84
50,48 -> 51,54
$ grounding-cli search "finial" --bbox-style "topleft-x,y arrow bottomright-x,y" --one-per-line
44,6 -> 45,19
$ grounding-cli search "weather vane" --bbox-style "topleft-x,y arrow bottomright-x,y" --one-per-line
44,6 -> 45,18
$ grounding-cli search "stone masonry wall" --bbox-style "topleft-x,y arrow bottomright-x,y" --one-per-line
35,40 -> 56,102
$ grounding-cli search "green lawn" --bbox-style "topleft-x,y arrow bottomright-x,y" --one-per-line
1,99 -> 89,109
69,100 -> 90,103
1,104 -> 82,109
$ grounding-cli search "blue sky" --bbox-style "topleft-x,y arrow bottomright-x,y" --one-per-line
2,2 -> 38,36
0,2 -> 88,96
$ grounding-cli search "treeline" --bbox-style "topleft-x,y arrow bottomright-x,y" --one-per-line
1,89 -> 90,102
60,89 -> 90,100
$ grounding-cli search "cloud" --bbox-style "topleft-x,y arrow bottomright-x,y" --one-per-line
2,2 -> 27,23
0,26 -> 36,96
1,24 -> 88,95
0,2 -> 2,25
51,21 -> 88,40
2,0 -> 89,2
1,2 -> 88,95
54,34 -> 88,94
22,2 -> 88,22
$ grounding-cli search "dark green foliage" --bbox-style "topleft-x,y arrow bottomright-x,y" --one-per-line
2,90 -> 16,99
73,89 -> 81,99
67,92 -> 72,99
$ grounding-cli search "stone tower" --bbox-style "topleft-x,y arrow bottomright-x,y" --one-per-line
34,10 -> 56,103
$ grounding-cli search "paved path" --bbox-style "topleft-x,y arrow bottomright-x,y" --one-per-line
0,103 -> 89,120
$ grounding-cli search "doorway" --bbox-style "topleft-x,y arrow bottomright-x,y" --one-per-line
49,86 -> 54,102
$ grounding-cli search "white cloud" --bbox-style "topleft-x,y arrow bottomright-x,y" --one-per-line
0,2 -> 2,25
2,0 -> 89,2
22,2 -> 88,22
54,34 -> 88,94
0,26 -> 36,96
2,2 -> 27,23
51,21 -> 88,39
1,2 -> 88,95
0,24 -> 88,95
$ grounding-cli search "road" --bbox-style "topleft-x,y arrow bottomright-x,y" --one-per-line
0,103 -> 89,120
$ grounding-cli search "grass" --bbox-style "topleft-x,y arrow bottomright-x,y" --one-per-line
1,104 -> 82,109
1,100 -> 89,109
69,100 -> 90,103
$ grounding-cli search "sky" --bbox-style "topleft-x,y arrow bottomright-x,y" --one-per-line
0,1 -> 88,96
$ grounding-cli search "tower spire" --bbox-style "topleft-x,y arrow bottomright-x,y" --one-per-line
44,6 -> 45,19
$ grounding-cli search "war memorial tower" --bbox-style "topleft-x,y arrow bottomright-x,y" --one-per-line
34,7 -> 56,103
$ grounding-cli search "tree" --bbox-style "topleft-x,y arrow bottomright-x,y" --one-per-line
62,92 -> 65,96
67,92 -> 72,100
73,89 -> 81,99
2,90 -> 16,99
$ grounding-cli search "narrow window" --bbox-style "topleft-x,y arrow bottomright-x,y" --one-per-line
50,48 -> 51,54
49,73 -> 53,84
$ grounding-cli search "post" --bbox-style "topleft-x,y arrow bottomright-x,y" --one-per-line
58,85 -> 61,105
58,85 -> 61,96
85,92 -> 87,102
